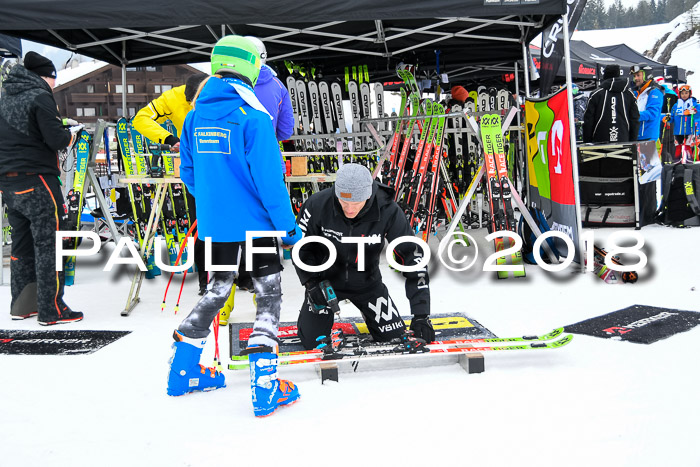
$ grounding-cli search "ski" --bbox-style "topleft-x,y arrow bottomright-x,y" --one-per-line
63,129 -> 91,286
229,334 -> 573,369
420,102 -> 448,239
359,82 -> 373,150
488,114 -> 525,277
592,245 -> 639,284
115,117 -> 159,279
330,82 -> 349,154
347,80 -> 363,154
392,92 -> 420,191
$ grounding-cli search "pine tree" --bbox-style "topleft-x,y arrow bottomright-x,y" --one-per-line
607,3 -> 620,28
657,0 -> 667,22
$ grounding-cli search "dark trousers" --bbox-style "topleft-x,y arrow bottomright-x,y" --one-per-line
0,174 -> 71,320
297,282 -> 407,350
185,189 -> 207,288
178,238 -> 283,340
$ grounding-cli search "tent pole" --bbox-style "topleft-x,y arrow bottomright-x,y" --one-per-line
514,60 -> 526,200
121,41 -> 127,119
562,15 -> 585,274
521,41 -> 530,98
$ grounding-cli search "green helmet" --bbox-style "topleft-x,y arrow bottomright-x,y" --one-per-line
211,35 -> 262,86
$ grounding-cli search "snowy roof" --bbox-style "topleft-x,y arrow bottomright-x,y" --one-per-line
55,60 -> 109,87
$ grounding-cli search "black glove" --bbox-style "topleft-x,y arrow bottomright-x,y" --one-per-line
164,135 -> 180,146
409,316 -> 435,342
305,281 -> 329,314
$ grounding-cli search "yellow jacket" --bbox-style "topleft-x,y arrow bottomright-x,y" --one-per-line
132,85 -> 192,143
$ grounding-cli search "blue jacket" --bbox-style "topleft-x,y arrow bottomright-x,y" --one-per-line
636,83 -> 664,141
255,65 -> 294,141
179,76 -> 296,242
670,97 -> 700,136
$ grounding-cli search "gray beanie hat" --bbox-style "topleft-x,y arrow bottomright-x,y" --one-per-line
334,163 -> 373,202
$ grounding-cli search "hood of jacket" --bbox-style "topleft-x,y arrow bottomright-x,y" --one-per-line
2,65 -> 52,96
256,64 -> 276,86
601,76 -> 631,93
193,76 -> 247,120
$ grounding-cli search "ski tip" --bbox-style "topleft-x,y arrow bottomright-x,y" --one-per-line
551,334 -> 574,348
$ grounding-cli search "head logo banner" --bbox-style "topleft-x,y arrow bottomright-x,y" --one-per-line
525,87 -> 580,261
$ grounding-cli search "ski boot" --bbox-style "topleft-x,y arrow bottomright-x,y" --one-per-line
245,345 -> 300,417
167,330 -> 225,396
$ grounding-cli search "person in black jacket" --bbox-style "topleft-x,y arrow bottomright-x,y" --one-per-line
0,52 -> 83,325
583,64 -> 640,144
294,163 -> 433,349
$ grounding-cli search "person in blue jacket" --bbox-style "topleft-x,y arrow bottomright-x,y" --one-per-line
631,64 -> 664,141
166,35 -> 303,418
670,84 -> 700,145
219,36 -> 294,300
245,36 -> 294,142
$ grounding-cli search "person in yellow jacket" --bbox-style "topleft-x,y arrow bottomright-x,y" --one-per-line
132,74 -> 209,294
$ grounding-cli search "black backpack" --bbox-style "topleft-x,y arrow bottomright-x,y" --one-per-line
657,163 -> 700,227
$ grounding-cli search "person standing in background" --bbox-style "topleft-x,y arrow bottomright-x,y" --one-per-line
132,74 -> 209,295
0,52 -> 83,324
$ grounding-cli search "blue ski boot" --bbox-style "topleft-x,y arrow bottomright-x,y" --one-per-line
167,330 -> 225,396
246,346 -> 300,417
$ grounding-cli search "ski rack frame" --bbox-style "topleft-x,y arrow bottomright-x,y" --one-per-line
120,175 -> 179,316
441,107 -> 559,265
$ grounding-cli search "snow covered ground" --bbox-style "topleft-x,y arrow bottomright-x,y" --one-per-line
1,224 -> 699,467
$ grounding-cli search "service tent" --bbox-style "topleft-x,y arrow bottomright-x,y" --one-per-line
1,0 -> 588,271
531,40 -> 638,84
0,33 -> 22,58
0,0 -> 566,83
598,43 -> 686,83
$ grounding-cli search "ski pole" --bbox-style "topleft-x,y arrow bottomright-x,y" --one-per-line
160,219 -> 197,311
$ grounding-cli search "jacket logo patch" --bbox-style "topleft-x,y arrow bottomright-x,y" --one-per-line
194,127 -> 231,155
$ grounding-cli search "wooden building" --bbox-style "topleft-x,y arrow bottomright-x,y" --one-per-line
53,62 -> 204,123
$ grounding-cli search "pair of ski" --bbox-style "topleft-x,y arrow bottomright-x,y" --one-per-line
63,129 -> 92,286
479,114 -> 525,278
116,118 -> 193,277
228,327 -> 572,370
399,101 -> 451,239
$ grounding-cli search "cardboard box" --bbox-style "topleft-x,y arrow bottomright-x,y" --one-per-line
173,157 -> 181,178
291,156 -> 308,176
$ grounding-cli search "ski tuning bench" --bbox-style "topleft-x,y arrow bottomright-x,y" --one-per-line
314,347 -> 485,384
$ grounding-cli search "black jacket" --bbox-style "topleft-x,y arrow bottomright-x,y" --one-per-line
295,182 -> 430,316
0,65 -> 70,176
582,77 -> 640,144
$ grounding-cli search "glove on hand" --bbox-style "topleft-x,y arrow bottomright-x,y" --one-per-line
282,225 -> 303,246
409,316 -> 435,342
68,124 -> 85,147
305,281 -> 329,314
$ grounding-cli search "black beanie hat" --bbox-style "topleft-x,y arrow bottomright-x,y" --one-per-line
24,51 -> 57,79
184,74 -> 208,102
603,65 -> 620,81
